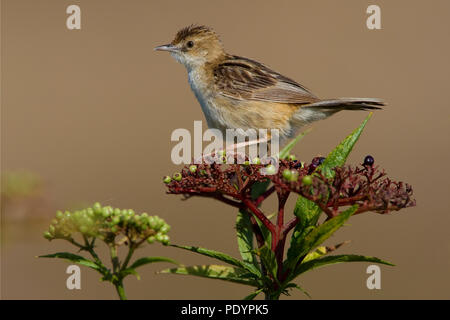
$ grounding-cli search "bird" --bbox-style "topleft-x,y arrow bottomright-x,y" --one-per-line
155,25 -> 383,147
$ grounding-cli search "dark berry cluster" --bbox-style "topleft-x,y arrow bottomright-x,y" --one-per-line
164,154 -> 415,219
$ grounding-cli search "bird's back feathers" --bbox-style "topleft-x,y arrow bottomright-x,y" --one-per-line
214,55 -> 319,104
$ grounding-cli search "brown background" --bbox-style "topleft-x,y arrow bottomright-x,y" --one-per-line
1,0 -> 449,299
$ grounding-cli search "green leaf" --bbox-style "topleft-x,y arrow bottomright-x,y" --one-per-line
302,240 -> 350,263
302,246 -> 328,263
250,179 -> 270,200
170,244 -> 261,277
236,210 -> 259,270
292,254 -> 394,279
39,252 -> 102,272
279,129 -> 310,160
284,283 -> 311,299
291,114 -> 372,229
257,245 -> 278,281
160,265 -> 260,287
285,205 -> 358,272
319,113 -> 372,179
288,115 -> 372,267
243,288 -> 264,300
129,256 -> 178,269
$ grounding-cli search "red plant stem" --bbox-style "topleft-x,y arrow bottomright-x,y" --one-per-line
283,217 -> 299,236
276,192 -> 288,228
273,191 -> 289,279
328,195 -> 367,206
242,199 -> 275,235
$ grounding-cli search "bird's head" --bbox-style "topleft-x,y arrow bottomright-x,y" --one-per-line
155,25 -> 225,69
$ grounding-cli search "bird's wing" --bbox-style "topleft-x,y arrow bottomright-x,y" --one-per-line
214,55 -> 319,104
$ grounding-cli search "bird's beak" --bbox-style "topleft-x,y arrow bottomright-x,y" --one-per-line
154,44 -> 179,53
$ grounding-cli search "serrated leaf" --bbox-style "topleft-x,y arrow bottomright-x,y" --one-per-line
257,245 -> 278,281
285,205 -> 358,271
170,244 -> 261,277
279,129 -> 310,160
236,210 -> 259,270
39,252 -> 102,272
292,254 -> 394,279
302,240 -> 351,263
243,288 -> 264,300
319,113 -> 372,179
160,265 -> 260,287
302,246 -> 328,263
129,256 -> 178,269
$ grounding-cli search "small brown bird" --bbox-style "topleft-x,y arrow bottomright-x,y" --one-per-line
155,25 -> 383,146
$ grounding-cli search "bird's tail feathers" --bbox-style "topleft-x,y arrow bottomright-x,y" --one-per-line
304,98 -> 384,111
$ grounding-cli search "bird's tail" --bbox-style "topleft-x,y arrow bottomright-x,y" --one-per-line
303,98 -> 384,111
289,98 -> 384,138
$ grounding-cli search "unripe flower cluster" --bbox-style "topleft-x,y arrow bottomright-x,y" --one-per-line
44,203 -> 170,246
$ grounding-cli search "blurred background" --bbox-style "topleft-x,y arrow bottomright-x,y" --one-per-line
1,0 -> 449,299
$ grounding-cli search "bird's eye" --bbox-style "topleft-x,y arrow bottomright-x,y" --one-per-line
186,41 -> 194,49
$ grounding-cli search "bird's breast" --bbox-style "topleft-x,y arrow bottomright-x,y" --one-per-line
188,69 -> 229,132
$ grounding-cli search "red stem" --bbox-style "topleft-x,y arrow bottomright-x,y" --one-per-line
242,199 -> 275,235
283,217 -> 298,236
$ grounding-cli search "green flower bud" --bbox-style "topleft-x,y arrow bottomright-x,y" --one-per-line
302,175 -> 313,186
189,165 -> 197,173
155,233 -> 164,242
80,225 -> 88,233
56,211 -> 64,220
49,225 -> 56,234
161,235 -> 170,245
43,231 -> 53,240
252,157 -> 261,165
283,169 -> 298,182
113,208 -> 121,215
265,164 -> 276,175
288,154 -> 297,161
141,212 -> 148,218
199,169 -> 207,176
148,217 -> 156,229
289,170 -> 299,182
282,169 -> 292,180
173,172 -> 182,181
111,226 -> 118,233
243,160 -> 250,166
160,224 -> 170,233
102,208 -> 110,218
217,150 -> 226,157
163,176 -> 172,184
146,236 -> 155,244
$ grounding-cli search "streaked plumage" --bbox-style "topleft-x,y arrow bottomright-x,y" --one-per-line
156,25 -> 383,144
